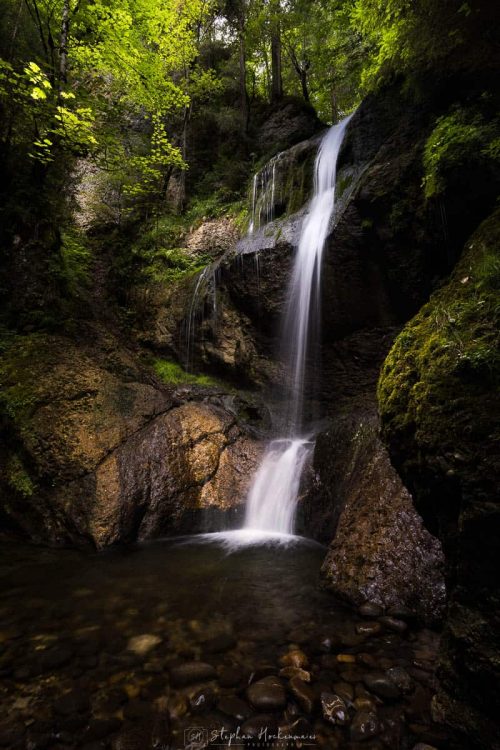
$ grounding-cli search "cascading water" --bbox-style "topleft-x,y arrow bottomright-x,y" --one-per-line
184,264 -> 218,372
243,115 -> 352,538
248,152 -> 283,235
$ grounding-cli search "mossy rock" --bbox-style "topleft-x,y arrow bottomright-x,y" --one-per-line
377,207 -> 500,747
378,207 -> 500,480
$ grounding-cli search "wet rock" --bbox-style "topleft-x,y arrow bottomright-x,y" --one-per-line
363,672 -> 401,700
289,677 -> 315,713
358,603 -> 384,618
123,700 -> 152,721
332,682 -> 354,702
386,666 -> 413,694
279,666 -> 311,682
240,714 -> 277,739
170,661 -> 217,686
351,710 -> 380,741
39,644 -> 73,670
320,693 -> 348,725
354,697 -> 377,711
387,606 -> 413,620
201,633 -> 236,654
127,634 -> 162,655
190,688 -> 216,714
336,653 -> 356,664
247,676 -> 287,711
218,665 -> 246,688
217,696 -> 253,722
280,649 -> 308,669
317,415 -> 445,624
54,689 -> 90,716
0,720 -> 25,746
379,616 -> 408,633
111,726 -> 153,750
84,717 -> 122,741
356,622 -> 383,636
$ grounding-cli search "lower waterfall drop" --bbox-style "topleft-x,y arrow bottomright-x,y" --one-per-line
243,114 -> 352,538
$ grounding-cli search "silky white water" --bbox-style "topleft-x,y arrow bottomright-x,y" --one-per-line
243,115 -> 352,540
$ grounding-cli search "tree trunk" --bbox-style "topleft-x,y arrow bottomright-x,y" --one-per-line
59,0 -> 70,86
238,24 -> 249,133
270,21 -> 283,103
300,69 -> 310,103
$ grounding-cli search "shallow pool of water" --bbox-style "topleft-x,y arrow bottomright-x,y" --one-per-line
0,536 -> 447,749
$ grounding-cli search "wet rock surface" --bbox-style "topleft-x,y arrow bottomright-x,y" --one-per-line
307,411 -> 445,624
0,539 -> 449,750
378,209 -> 500,749
0,332 -> 262,548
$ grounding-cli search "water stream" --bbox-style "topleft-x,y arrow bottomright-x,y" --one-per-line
243,116 -> 352,540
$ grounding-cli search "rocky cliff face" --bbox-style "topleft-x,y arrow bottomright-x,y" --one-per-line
378,209 -> 500,748
301,411 -> 445,624
0,330 -> 262,548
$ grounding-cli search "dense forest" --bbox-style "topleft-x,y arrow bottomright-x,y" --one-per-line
0,1 -> 499,750
1,0 -> 498,322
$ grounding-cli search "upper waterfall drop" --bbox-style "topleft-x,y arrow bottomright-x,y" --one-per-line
282,114 -> 353,433
243,115 -> 353,538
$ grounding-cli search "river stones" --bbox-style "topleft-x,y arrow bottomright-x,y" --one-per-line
336,653 -> 356,664
358,603 -> 384,618
332,681 -> 354,702
289,677 -> 315,713
218,665 -> 246,688
320,693 -> 348,725
170,661 -> 217,686
126,634 -> 162,656
280,649 -> 308,669
0,720 -> 25,746
201,633 -> 236,654
217,696 -> 253,721
39,644 -> 73,671
53,689 -> 90,716
247,676 -> 287,711
379,616 -> 408,633
356,621 -> 383,636
351,710 -> 380,741
240,714 -> 278,740
363,672 -> 401,699
190,688 -> 216,714
279,666 -> 311,682
386,666 -> 413,693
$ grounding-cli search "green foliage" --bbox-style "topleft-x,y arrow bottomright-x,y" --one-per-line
6,454 -> 35,497
423,106 -> 500,197
129,215 -> 211,284
378,209 -> 500,441
153,358 -> 219,387
54,228 -> 92,295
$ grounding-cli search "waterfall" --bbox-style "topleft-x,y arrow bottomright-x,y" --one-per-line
184,264 -> 218,372
249,152 -> 283,235
243,115 -> 352,537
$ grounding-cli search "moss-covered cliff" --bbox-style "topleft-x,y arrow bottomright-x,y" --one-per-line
378,208 -> 500,748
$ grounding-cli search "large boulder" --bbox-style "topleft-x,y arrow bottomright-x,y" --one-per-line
378,209 -> 500,748
302,411 -> 445,624
0,331 -> 262,548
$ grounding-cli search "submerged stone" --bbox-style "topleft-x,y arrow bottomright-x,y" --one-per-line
247,676 -> 287,711
170,661 -> 217,687
320,693 -> 348,725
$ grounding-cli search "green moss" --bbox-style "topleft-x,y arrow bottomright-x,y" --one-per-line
423,105 -> 500,198
153,358 -> 220,387
378,209 -> 500,447
6,454 -> 35,497
0,333 -> 46,426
